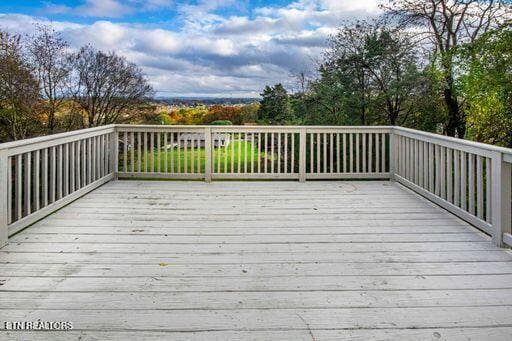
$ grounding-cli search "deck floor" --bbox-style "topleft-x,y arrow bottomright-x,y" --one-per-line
1,180 -> 512,340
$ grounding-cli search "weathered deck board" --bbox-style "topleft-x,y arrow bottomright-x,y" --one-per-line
3,329 -> 512,341
1,180 -> 512,340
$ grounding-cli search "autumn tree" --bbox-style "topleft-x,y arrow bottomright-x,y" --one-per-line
69,45 -> 154,127
383,0 -> 512,137
0,30 -> 41,141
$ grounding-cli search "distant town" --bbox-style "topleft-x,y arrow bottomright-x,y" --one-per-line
154,97 -> 260,108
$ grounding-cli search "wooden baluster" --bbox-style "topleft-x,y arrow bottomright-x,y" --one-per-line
440,146 -> 446,199
233,132 -> 237,173
329,133 -> 334,173
157,132 -> 161,173
75,141 -> 80,189
191,133 -> 195,174
336,133 -> 340,173
368,133 -> 373,174
309,133 -> 313,173
70,142 -> 75,193
197,133 -> 201,174
251,133 -> 255,174
34,150 -> 40,210
362,133 -> 366,174
485,157 -> 491,222
447,148 -> 453,202
225,133 -> 230,174
375,134 -> 381,174
24,152 -> 31,215
270,133 -> 275,174
163,132 -> 168,173
245,132 -> 248,174
123,131 -> 128,172
137,132 -> 142,173
428,143 -> 434,193
349,133 -> 353,173
291,133 -> 295,173
454,150 -> 460,207
41,149 -> 48,207
461,151 -> 467,211
382,133 -> 386,173
476,155 -> 484,219
238,132 -> 242,174
5,155 -> 11,226
468,153 -> 475,215
184,133 -> 188,173
283,133 -> 287,174
16,155 -> 22,219
64,144 -> 70,196
50,146 -> 56,202
170,133 -> 175,173
355,133 -> 360,173
343,134 -> 347,173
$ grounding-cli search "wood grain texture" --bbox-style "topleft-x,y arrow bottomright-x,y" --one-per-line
1,180 -> 512,340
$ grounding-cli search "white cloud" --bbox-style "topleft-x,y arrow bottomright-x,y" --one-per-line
75,0 -> 133,18
0,0 -> 382,97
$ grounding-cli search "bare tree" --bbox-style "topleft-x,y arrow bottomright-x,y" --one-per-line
0,30 -> 41,141
27,24 -> 71,134
383,0 -> 512,136
69,46 -> 154,127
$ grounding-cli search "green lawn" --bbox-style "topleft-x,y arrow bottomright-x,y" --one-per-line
120,140 -> 275,173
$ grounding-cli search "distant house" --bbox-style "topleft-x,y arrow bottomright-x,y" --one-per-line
178,133 -> 231,148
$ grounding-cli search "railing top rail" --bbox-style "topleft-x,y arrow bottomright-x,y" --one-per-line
114,124 -> 393,130
393,126 -> 512,157
0,125 -> 115,155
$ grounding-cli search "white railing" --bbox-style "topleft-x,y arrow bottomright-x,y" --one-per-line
0,125 -> 116,246
116,125 -> 392,181
393,127 -> 512,246
0,124 -> 510,248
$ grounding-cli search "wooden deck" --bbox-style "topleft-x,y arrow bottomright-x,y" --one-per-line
1,180 -> 512,340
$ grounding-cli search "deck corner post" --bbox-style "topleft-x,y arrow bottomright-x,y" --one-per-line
299,128 -> 306,182
110,127 -> 119,180
491,153 -> 511,247
204,126 -> 212,183
0,148 -> 8,248
389,129 -> 396,181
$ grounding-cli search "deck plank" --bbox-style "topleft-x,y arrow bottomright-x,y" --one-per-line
1,180 -> 511,339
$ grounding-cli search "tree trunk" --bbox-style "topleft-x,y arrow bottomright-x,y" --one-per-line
442,68 -> 464,137
443,86 -> 462,137
47,110 -> 55,134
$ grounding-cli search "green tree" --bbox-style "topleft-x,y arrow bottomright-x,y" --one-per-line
383,0 -> 512,137
459,24 -> 512,147
306,21 -> 430,127
258,84 -> 294,124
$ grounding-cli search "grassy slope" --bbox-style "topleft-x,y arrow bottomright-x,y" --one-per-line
120,141 -> 274,173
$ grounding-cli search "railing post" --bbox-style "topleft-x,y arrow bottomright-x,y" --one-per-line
491,153 -> 511,247
389,129 -> 396,180
299,128 -> 306,182
0,149 -> 8,247
204,127 -> 212,183
110,127 -> 119,179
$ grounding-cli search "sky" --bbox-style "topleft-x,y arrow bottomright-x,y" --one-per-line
0,0 -> 381,98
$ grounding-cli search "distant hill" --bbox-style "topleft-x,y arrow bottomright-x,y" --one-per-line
154,97 -> 260,106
